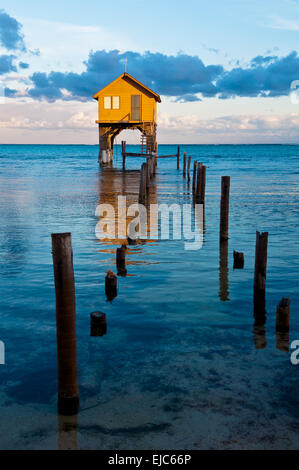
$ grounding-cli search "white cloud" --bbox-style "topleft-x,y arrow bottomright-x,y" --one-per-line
266,15 -> 299,31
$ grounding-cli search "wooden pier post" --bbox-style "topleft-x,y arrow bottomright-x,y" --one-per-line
276,297 -> 290,333
199,165 -> 206,204
105,269 -> 117,301
192,161 -> 197,195
122,141 -> 126,169
116,244 -> 127,276
253,231 -> 268,320
139,162 -> 147,204
220,176 -> 230,241
219,239 -> 229,301
51,233 -> 79,416
187,156 -> 191,182
177,146 -> 180,170
90,311 -> 107,337
233,250 -> 244,269
183,153 -> 187,177
196,162 -> 202,202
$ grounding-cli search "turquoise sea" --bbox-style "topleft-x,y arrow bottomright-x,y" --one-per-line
0,144 -> 298,449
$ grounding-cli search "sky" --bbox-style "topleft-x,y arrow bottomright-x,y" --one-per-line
0,0 -> 298,144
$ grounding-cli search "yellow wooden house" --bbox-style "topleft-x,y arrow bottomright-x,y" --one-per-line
93,72 -> 161,163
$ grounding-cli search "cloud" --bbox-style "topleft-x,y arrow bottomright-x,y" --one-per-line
10,48 -> 298,103
0,54 -> 17,75
19,61 -> 29,69
0,9 -> 26,51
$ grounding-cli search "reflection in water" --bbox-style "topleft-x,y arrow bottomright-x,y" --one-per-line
253,325 -> 267,350
96,166 -> 158,272
276,331 -> 289,353
219,240 -> 229,301
58,414 -> 78,450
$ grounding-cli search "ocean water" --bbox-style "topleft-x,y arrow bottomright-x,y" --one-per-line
0,143 -> 298,449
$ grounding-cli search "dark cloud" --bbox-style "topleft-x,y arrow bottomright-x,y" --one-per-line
19,61 -> 29,69
0,9 -> 26,51
0,54 -> 17,75
9,49 -> 299,102
217,51 -> 299,98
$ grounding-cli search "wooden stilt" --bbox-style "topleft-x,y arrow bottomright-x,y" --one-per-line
192,161 -> 197,195
220,176 -> 230,241
121,141 -> 126,170
196,162 -> 202,202
187,156 -> 191,182
51,233 -> 79,416
254,231 -> 268,321
177,146 -> 180,170
116,244 -> 127,276
199,165 -> 206,204
105,269 -> 117,302
276,297 -> 290,332
139,162 -> 147,204
183,153 -> 187,177
233,250 -> 244,269
90,311 -> 107,337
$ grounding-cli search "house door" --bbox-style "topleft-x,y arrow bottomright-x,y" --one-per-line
131,95 -> 141,121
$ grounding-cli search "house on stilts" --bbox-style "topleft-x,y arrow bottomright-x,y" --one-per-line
93,72 -> 161,163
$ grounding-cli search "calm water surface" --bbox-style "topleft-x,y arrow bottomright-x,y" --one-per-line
0,144 -> 298,449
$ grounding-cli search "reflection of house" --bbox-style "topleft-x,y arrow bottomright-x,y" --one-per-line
93,73 -> 161,163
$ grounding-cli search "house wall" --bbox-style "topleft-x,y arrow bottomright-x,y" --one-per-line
96,78 -> 157,123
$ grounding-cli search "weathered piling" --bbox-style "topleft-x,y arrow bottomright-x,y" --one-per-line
139,162 -> 147,204
177,146 -> 180,169
116,244 -> 127,276
253,231 -> 268,320
276,297 -> 290,333
219,239 -> 229,301
192,161 -> 197,195
51,232 -> 79,416
199,165 -> 206,204
90,311 -> 107,337
58,414 -> 78,450
122,141 -> 126,169
146,161 -> 150,192
105,269 -> 117,301
187,156 -> 191,182
253,325 -> 267,350
233,250 -> 244,269
196,162 -> 202,202
183,153 -> 187,177
276,297 -> 290,352
220,176 -> 230,241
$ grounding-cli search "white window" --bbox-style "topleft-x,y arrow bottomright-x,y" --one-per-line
104,96 -> 111,109
112,96 -> 120,109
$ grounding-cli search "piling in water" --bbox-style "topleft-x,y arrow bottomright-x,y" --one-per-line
219,239 -> 229,301
105,269 -> 117,301
276,297 -> 290,333
187,156 -> 191,182
192,161 -> 197,195
254,231 -> 268,322
51,232 -> 79,416
177,146 -> 180,169
220,176 -> 230,241
199,165 -> 206,204
183,153 -> 187,177
90,311 -> 107,337
122,141 -> 126,170
139,162 -> 147,204
233,250 -> 244,269
196,162 -> 202,203
116,244 -> 127,276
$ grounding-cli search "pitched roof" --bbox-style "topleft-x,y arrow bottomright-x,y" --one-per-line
93,72 -> 161,102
